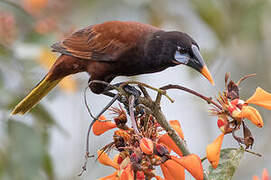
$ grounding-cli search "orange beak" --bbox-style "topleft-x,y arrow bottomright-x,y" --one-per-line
200,65 -> 215,85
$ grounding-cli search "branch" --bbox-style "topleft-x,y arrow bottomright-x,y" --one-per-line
119,81 -> 175,103
160,84 -> 222,110
128,95 -> 140,134
236,73 -> 256,86
137,92 -> 208,179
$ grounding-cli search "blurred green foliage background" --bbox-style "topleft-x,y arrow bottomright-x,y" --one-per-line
0,0 -> 270,179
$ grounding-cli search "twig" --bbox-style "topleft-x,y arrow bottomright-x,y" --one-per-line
138,85 -> 152,100
155,91 -> 163,106
80,86 -> 119,176
201,156 -> 207,162
129,95 -> 140,134
160,84 -> 222,110
236,73 -> 256,86
78,152 -> 94,176
85,94 -> 119,153
244,149 -> 262,157
149,101 -> 191,156
226,148 -> 262,157
120,81 -> 175,103
84,85 -> 96,119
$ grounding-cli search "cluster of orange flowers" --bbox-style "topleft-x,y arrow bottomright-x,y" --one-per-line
207,74 -> 271,169
92,106 -> 204,180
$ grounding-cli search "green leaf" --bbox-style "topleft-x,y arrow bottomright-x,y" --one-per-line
43,152 -> 55,180
208,148 -> 245,180
6,120 -> 45,180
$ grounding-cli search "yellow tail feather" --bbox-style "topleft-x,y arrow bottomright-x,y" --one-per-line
11,75 -> 62,115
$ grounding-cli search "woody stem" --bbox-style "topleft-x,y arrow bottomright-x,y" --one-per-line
160,84 -> 222,110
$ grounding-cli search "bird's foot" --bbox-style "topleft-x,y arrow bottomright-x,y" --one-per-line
103,83 -> 144,115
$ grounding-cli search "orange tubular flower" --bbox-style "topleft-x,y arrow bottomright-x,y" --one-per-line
98,171 -> 118,180
171,154 -> 204,180
155,176 -> 165,180
93,116 -> 117,136
169,120 -> 184,139
262,169 -> 270,180
253,169 -> 270,180
158,134 -> 183,157
236,87 -> 271,128
160,159 -> 185,180
97,150 -> 119,170
238,105 -> 263,128
246,87 -> 271,110
253,176 -> 260,180
136,171 -> 145,180
206,133 -> 225,169
139,138 -> 154,155
120,164 -> 134,180
158,120 -> 184,157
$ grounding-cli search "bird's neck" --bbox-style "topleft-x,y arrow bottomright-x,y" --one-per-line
143,32 -> 176,69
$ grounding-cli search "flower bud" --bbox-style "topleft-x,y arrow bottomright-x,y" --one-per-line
155,144 -> 170,157
93,116 -> 117,136
139,138 -> 154,155
206,133 -> 224,169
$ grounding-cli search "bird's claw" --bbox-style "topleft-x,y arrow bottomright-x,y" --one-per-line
115,84 -> 143,115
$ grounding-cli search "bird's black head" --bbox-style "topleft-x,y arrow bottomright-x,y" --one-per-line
155,31 -> 214,85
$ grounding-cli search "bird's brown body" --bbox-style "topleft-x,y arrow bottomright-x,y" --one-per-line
12,21 -> 214,115
50,21 -> 165,93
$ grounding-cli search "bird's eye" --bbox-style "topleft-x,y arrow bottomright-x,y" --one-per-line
177,46 -> 186,53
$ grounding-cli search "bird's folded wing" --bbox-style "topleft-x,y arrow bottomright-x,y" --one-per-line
51,21 -> 159,62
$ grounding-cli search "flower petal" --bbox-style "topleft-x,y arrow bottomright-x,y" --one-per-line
97,150 -> 119,169
120,164 -> 134,180
98,171 -> 118,180
158,134 -> 182,157
160,164 -> 175,180
169,120 -> 184,139
262,168 -> 269,180
171,154 -> 203,180
206,133 -> 224,169
93,116 -> 117,135
240,106 -> 263,128
155,176 -> 165,180
114,129 -> 131,141
252,176 -> 260,180
246,87 -> 271,110
136,171 -> 145,180
140,138 -> 154,155
113,154 -> 120,164
169,120 -> 181,127
119,157 -> 130,170
161,159 -> 185,180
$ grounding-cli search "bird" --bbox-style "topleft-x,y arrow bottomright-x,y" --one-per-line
11,21 -> 214,115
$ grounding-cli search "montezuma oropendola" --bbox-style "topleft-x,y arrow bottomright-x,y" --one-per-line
11,21 -> 214,115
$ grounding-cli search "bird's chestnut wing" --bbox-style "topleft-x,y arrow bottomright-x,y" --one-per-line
51,21 -> 159,62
